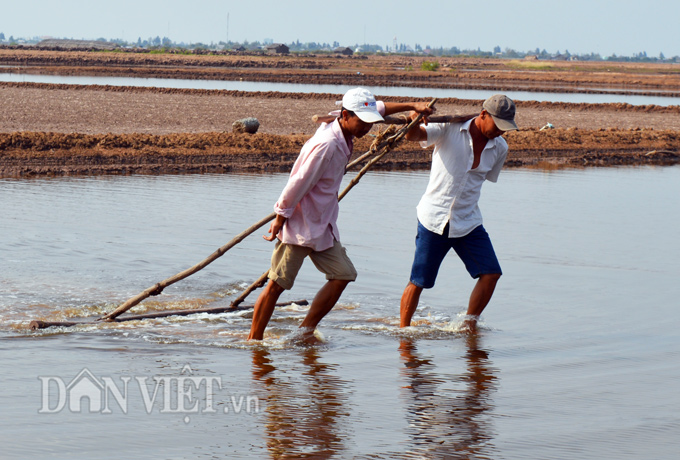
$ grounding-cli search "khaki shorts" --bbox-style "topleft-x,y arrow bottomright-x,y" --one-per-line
268,240 -> 357,290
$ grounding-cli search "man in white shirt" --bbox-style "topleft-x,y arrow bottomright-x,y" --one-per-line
400,94 -> 518,333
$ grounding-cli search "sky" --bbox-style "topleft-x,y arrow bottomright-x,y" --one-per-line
3,0 -> 680,57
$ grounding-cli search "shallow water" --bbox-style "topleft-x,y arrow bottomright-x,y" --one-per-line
2,72 -> 679,106
1,167 -> 679,459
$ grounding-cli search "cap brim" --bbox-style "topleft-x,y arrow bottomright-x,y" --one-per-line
491,115 -> 518,132
355,110 -> 384,123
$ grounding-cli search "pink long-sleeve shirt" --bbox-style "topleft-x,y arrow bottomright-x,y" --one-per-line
274,102 -> 386,251
273,118 -> 352,251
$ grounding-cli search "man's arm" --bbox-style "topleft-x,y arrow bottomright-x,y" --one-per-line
404,111 -> 428,143
486,142 -> 509,183
324,102 -> 432,122
275,147 -> 330,216
265,146 -> 329,241
385,103 -> 432,143
383,102 -> 434,118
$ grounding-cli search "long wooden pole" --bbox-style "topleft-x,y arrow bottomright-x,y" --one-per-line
99,99 -> 438,322
230,271 -> 269,307
312,114 -> 471,125
346,114 -> 474,170
30,299 -> 307,330
99,212 -> 276,321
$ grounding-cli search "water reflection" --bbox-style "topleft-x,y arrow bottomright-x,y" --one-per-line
397,336 -> 498,459
251,347 -> 350,459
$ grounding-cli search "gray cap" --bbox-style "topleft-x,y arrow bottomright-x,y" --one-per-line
483,94 -> 518,131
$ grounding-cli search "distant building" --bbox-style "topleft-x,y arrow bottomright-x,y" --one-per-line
266,43 -> 289,55
334,47 -> 354,56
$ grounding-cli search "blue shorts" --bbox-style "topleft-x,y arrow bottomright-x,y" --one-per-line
409,222 -> 502,289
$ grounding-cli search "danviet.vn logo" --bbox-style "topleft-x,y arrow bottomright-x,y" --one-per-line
38,364 -> 259,423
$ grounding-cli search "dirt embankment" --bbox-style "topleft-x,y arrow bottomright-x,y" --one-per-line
3,82 -> 679,136
1,48 -> 679,176
1,128 -> 678,177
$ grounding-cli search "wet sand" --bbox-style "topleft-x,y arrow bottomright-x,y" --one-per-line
1,48 -> 679,176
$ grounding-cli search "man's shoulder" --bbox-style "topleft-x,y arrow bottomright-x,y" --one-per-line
308,131 -> 344,151
302,123 -> 346,157
495,135 -> 509,152
306,122 -> 337,143
429,120 -> 470,135
425,121 -> 467,145
428,121 -> 458,131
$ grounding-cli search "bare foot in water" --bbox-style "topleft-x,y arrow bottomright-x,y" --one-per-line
459,316 -> 479,334
293,327 -> 324,346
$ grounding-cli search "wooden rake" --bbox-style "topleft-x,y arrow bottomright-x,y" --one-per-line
30,99 -> 444,330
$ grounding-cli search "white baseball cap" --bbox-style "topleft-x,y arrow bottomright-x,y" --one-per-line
341,87 -> 384,123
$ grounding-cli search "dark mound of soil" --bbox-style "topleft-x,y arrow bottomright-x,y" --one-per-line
2,129 -> 677,177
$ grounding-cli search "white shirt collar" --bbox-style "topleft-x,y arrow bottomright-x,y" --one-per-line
460,118 -> 498,149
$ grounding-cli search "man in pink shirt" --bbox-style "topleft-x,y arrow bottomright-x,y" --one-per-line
248,88 -> 432,340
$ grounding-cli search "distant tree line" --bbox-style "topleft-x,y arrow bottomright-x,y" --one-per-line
0,31 -> 677,63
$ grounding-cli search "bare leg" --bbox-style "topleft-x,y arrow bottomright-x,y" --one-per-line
462,273 -> 501,333
248,280 -> 285,340
299,279 -> 350,331
400,282 -> 423,327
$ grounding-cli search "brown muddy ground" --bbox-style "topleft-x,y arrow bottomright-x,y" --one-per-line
2,128 -> 678,177
1,48 -> 679,177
